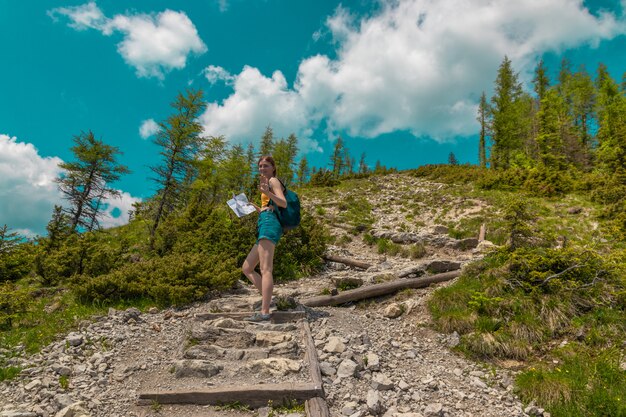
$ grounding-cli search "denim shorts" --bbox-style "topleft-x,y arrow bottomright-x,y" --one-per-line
257,210 -> 282,245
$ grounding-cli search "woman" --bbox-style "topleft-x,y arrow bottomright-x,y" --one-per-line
241,155 -> 287,322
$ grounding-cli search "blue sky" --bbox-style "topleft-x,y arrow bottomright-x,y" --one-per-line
1,0 -> 625,236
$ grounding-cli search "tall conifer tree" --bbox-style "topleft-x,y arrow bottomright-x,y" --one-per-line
296,156 -> 310,186
56,131 -> 129,232
477,92 -> 489,168
150,89 -> 206,240
490,56 -> 524,169
259,126 -> 275,156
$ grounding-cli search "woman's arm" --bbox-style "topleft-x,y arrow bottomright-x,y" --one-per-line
264,177 -> 287,208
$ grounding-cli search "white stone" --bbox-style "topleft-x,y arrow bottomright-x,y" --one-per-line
423,403 -> 443,417
371,373 -> 394,391
324,337 -> 346,353
366,389 -> 381,414
24,379 -> 41,391
337,359 -> 359,378
365,352 -> 380,370
383,303 -> 404,319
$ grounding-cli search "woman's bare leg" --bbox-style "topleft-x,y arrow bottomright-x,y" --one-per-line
241,244 -> 262,292
257,239 -> 276,315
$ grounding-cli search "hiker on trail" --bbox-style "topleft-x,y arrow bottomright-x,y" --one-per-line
241,155 -> 287,322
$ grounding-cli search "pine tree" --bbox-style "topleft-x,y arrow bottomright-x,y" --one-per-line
259,126 -> 275,156
244,143 -> 257,198
358,152 -> 368,174
0,225 -> 21,256
191,135 -> 227,205
595,64 -> 626,174
0,225 -> 31,282
477,92 -> 489,168
150,89 -> 206,240
490,56 -> 525,169
45,206 -> 72,253
272,134 -> 298,186
56,131 -> 129,232
569,68 -> 596,148
536,89 -> 568,169
220,144 -> 251,196
533,59 -> 550,102
448,152 -> 459,165
296,156 -> 310,186
330,137 -> 345,178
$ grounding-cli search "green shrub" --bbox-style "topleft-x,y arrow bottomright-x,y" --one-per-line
410,164 -> 489,184
309,169 -> 340,187
523,166 -> 574,197
71,205 -> 326,305
0,282 -> 30,330
72,252 -> 239,306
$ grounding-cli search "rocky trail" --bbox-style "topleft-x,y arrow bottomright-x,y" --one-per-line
1,174 -> 545,417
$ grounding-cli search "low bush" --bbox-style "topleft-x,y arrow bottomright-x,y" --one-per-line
71,204 -> 327,306
0,282 -> 30,330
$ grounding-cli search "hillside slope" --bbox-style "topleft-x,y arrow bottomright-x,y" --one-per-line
1,172 -> 619,417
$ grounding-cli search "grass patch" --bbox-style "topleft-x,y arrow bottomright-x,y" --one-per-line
0,365 -> 21,382
516,348 -> 626,417
429,244 -> 625,415
0,289 -> 154,382
59,375 -> 70,390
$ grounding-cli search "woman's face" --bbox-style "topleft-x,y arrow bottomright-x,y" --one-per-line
258,161 -> 275,178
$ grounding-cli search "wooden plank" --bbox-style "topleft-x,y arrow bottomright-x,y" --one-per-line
194,311 -> 306,324
301,321 -> 331,417
301,270 -> 462,307
323,254 -> 372,270
306,397 -> 331,417
137,382 -> 322,408
300,321 -> 323,389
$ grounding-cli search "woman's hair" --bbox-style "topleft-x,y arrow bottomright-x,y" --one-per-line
258,155 -> 277,177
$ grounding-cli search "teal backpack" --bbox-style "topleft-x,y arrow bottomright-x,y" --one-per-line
271,179 -> 301,232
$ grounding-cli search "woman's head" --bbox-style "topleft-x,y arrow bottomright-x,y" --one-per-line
258,155 -> 277,178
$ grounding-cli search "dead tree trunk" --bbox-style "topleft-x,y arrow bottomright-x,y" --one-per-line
301,270 -> 461,307
323,254 -> 372,270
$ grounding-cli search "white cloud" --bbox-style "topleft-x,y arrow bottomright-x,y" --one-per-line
204,65 -> 235,85
48,1 -> 106,30
200,66 -> 321,152
217,0 -> 229,13
0,134 -> 140,236
139,119 -> 160,139
51,3 -> 206,79
0,134 -> 63,237
201,0 -> 626,144
99,191 -> 141,229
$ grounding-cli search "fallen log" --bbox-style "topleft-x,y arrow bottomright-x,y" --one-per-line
301,270 -> 462,307
323,254 -> 372,270
137,383 -> 322,408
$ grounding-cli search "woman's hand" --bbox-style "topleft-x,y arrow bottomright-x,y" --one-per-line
259,175 -> 270,195
249,202 -> 262,213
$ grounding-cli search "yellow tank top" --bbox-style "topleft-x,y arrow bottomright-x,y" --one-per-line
261,192 -> 270,208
